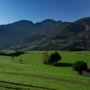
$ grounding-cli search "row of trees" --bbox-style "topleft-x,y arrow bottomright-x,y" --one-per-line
43,51 -> 88,75
43,51 -> 61,64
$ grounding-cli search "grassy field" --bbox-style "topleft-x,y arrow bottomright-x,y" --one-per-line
0,51 -> 90,90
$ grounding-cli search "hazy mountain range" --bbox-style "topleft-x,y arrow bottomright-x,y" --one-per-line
0,17 -> 90,51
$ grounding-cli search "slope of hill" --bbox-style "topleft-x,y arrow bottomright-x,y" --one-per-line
0,19 -> 62,49
0,17 -> 90,50
25,17 -> 90,51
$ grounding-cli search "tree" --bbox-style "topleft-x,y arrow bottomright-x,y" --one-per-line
47,52 -> 61,64
73,61 -> 88,74
43,51 -> 49,64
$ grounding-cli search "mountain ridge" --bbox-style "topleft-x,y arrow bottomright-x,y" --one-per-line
0,19 -> 62,50
0,17 -> 90,50
24,17 -> 90,51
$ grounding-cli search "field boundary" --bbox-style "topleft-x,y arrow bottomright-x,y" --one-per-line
0,80 -> 55,90
4,72 -> 90,86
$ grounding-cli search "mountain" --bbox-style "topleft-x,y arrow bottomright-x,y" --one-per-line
0,17 -> 90,51
26,17 -> 90,51
0,19 -> 62,49
76,17 -> 90,25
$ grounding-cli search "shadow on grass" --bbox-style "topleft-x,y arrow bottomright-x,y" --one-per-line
54,63 -> 73,67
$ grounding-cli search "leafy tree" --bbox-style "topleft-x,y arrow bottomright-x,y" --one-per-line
73,61 -> 88,74
47,52 -> 61,64
43,51 -> 49,64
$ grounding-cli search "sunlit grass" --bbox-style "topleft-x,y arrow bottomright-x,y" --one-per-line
0,51 -> 90,89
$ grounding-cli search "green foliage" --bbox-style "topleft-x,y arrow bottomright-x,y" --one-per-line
44,52 -> 61,64
43,51 -> 49,64
73,61 -> 88,74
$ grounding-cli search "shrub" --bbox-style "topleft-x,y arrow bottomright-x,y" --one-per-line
73,61 -> 88,74
47,52 -> 61,64
43,51 -> 49,64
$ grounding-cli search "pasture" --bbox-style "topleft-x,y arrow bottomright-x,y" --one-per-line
0,51 -> 90,90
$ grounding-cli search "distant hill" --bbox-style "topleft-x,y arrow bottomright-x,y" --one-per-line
25,17 -> 90,51
0,17 -> 90,51
0,19 -> 62,49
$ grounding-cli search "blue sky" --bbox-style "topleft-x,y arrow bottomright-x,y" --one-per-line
0,0 -> 90,24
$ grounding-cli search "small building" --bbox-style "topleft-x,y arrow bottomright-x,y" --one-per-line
82,70 -> 90,77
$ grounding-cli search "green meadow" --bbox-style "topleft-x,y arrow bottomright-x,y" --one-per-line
0,51 -> 90,90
